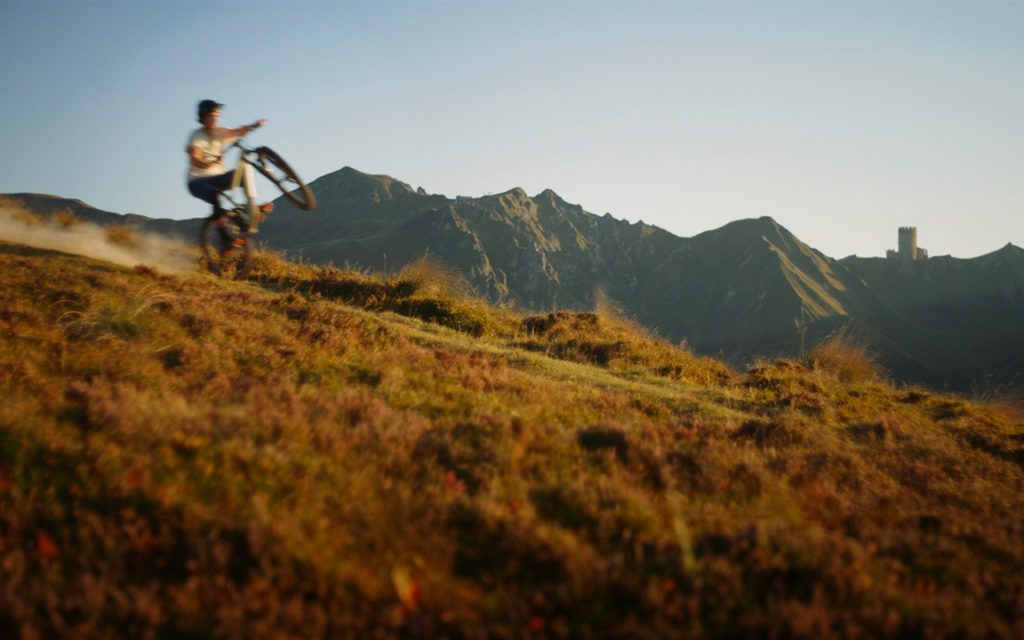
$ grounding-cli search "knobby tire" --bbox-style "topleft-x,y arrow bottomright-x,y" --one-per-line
200,214 -> 253,280
255,146 -> 316,211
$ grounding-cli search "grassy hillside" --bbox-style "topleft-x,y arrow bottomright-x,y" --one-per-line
1,241 -> 1023,639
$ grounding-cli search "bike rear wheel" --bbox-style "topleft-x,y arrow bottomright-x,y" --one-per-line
200,214 -> 253,279
254,146 -> 316,211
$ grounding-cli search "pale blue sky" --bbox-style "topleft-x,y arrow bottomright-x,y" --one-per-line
1,1 -> 1021,259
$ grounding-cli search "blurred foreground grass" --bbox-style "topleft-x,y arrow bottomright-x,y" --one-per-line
1,242 -> 1022,639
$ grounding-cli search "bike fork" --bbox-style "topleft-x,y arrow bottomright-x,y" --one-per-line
229,162 -> 262,233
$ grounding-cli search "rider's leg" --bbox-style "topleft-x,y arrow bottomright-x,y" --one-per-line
189,175 -> 236,249
188,174 -> 233,214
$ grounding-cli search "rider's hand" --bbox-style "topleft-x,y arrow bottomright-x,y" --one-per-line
252,119 -> 266,129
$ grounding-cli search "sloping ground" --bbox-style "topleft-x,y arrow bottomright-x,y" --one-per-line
2,243 -> 1024,639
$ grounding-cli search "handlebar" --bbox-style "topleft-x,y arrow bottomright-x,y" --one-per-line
208,141 -> 254,167
210,121 -> 266,163
229,136 -> 259,155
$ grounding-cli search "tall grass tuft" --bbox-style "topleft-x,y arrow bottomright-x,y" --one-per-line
803,331 -> 884,384
389,252 -> 472,299
971,376 -> 1024,422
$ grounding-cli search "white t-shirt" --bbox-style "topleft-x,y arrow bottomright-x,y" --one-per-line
185,127 -> 235,181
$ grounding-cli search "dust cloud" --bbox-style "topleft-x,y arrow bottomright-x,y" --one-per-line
0,204 -> 197,274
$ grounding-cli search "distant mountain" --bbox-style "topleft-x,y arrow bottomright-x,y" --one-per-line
258,167 -> 684,309
636,216 -> 880,358
5,170 -> 1024,393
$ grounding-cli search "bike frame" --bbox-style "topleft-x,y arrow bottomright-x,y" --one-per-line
220,142 -> 264,233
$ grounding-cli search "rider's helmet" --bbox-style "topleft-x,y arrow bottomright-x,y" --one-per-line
197,99 -> 224,123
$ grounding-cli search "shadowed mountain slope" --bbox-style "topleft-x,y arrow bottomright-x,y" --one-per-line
639,216 -> 881,358
842,247 -> 1024,390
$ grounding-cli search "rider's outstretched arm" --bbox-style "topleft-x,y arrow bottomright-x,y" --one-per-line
226,120 -> 266,137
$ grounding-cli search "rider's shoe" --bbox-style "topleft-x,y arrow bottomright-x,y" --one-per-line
220,237 -> 246,255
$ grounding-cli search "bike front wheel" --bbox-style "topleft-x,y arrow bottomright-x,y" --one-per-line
200,214 -> 253,280
254,146 -> 316,211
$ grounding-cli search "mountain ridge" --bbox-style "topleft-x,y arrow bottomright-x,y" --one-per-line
3,169 -> 1023,393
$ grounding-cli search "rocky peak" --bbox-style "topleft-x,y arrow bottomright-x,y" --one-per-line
308,166 -> 416,204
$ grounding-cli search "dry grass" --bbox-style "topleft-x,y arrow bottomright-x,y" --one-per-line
802,332 -> 885,384
0,241 -> 1022,639
104,223 -> 138,248
518,309 -> 733,387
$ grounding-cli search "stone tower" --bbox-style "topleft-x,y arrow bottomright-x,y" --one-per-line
898,227 -> 917,261
887,227 -> 928,261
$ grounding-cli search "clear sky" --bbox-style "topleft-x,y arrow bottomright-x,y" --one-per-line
1,1 -> 1021,259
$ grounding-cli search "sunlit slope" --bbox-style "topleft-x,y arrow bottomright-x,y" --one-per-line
2,242 -> 1023,638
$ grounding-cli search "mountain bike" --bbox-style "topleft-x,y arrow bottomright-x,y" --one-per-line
199,137 -> 316,279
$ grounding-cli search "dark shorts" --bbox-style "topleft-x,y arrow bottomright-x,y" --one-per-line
187,173 -> 234,208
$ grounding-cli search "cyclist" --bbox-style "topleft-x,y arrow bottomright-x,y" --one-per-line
185,99 -> 268,251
